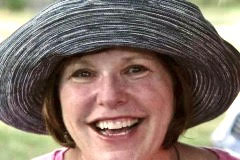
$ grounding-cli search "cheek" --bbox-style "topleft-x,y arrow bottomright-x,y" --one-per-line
133,75 -> 175,122
59,84 -> 93,120
133,75 -> 174,106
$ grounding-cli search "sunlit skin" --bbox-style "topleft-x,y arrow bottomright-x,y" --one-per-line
58,48 -> 176,160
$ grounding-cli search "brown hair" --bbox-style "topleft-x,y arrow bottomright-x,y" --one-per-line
42,50 -> 192,149
42,62 -> 75,148
160,56 -> 192,148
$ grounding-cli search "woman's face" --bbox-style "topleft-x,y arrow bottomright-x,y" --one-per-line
59,48 -> 175,160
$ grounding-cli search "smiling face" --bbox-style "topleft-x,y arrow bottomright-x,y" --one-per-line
59,48 -> 175,160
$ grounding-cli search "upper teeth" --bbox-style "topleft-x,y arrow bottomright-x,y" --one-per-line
96,118 -> 139,130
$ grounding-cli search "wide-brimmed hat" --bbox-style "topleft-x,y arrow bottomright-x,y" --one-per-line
0,0 -> 240,134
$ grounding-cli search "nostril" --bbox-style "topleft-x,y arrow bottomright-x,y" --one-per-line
96,76 -> 128,107
97,94 -> 127,108
96,89 -> 127,107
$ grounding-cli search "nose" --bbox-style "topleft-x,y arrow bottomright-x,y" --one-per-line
96,75 -> 127,108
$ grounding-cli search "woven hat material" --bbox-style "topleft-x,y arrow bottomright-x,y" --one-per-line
0,0 -> 240,134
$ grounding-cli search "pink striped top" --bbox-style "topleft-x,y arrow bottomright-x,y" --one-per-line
31,148 -> 68,160
32,148 -> 240,160
207,148 -> 240,160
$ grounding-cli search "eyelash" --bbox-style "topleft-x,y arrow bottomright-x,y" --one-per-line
124,65 -> 148,75
71,69 -> 96,79
69,65 -> 149,81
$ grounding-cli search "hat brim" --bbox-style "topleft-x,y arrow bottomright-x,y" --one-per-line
0,0 -> 240,134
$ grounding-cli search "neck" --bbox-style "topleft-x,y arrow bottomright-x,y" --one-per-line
151,145 -> 179,160
64,147 -> 83,160
64,145 -> 180,160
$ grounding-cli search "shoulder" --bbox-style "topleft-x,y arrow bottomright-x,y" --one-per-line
31,148 -> 68,160
177,143 -> 220,160
206,148 -> 240,160
178,143 -> 240,160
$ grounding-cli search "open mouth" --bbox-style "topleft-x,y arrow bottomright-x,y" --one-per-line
90,118 -> 143,137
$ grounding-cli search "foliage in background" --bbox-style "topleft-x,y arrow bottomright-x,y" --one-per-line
0,122 -> 59,160
191,0 -> 240,6
192,0 -> 239,6
1,0 -> 26,10
0,0 -> 54,11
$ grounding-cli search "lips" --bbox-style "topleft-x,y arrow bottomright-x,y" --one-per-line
90,117 -> 144,137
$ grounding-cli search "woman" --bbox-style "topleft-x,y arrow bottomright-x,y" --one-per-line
0,0 -> 240,160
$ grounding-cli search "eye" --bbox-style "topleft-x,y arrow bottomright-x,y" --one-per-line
124,65 -> 149,76
70,69 -> 96,82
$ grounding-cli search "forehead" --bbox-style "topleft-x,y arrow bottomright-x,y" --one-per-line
65,47 -> 160,65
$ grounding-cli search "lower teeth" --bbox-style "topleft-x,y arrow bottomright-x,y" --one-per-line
101,127 -> 132,136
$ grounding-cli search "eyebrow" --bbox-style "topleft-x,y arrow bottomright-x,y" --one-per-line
121,55 -> 156,62
69,53 -> 156,66
75,59 -> 91,64
64,57 -> 95,70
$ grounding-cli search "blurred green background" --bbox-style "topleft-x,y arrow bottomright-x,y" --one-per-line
0,0 -> 240,160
